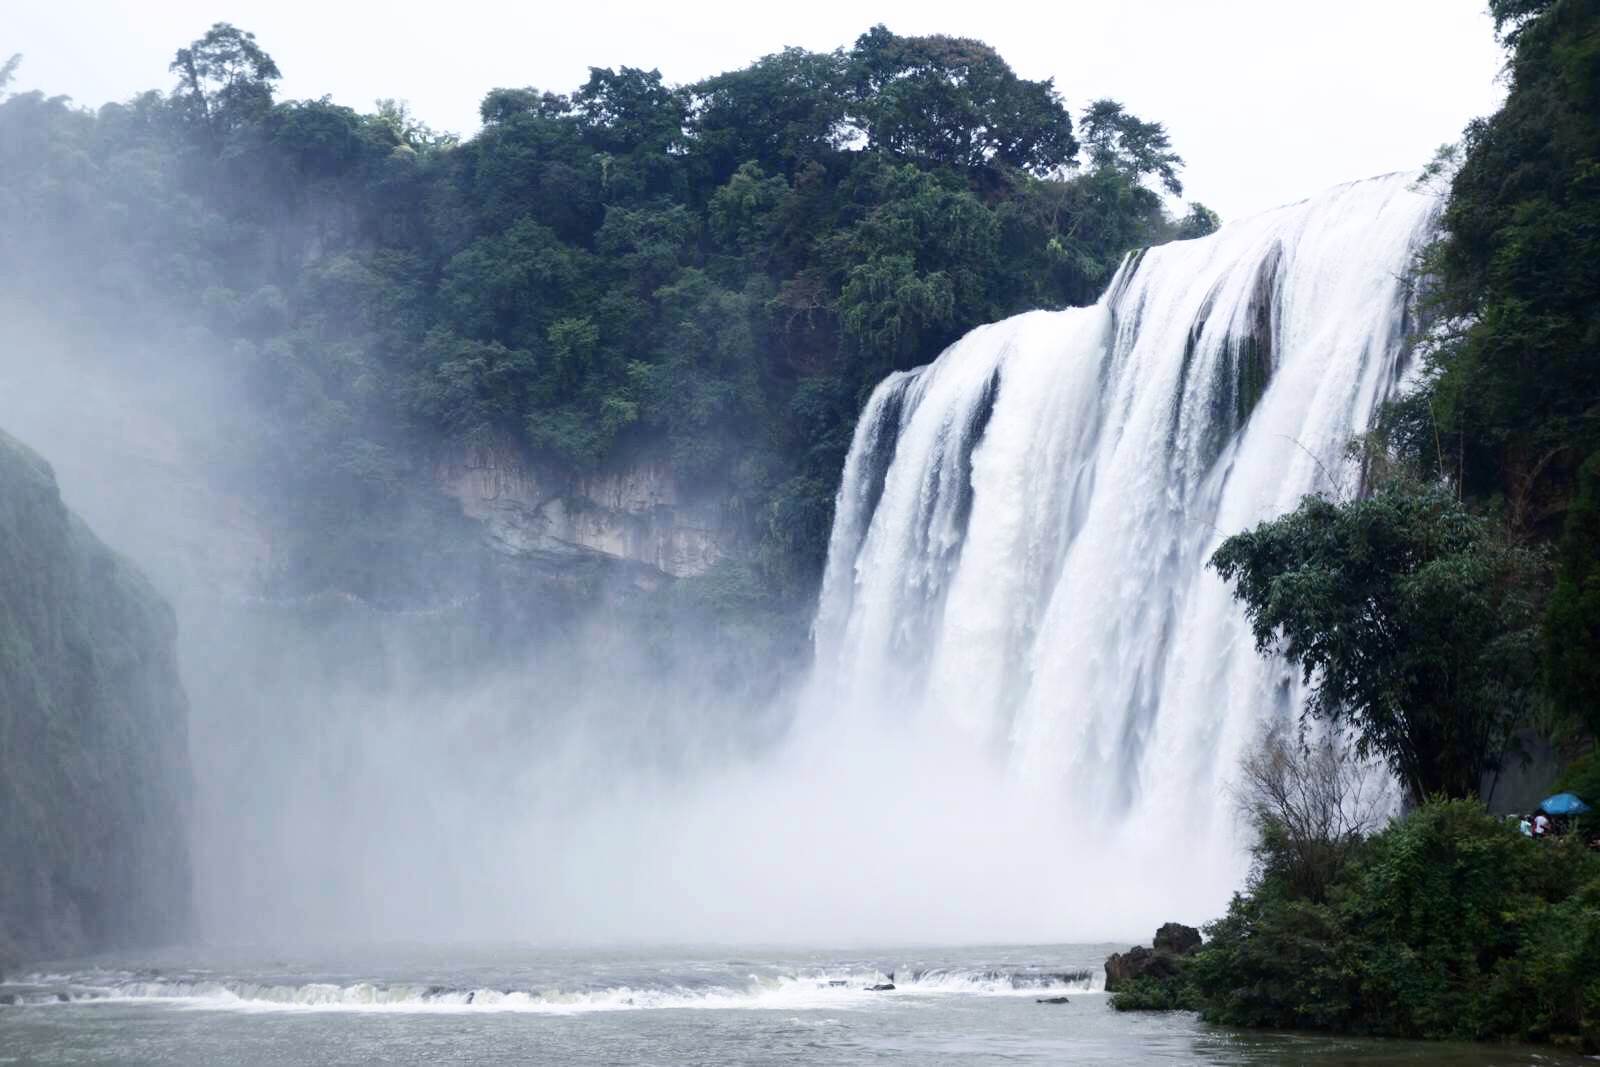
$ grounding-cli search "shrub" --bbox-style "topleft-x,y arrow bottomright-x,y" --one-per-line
1110,975 -> 1198,1012
1184,799 -> 1600,1049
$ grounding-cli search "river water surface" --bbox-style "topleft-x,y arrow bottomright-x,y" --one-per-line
0,944 -> 1587,1065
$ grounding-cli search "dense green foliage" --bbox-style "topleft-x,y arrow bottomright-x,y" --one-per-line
1186,801 -> 1600,1050
1558,752 -> 1600,837
1112,802 -> 1600,1050
1211,485 -> 1544,802
1108,975 -> 1195,1012
0,24 -> 1205,602
1415,0 -> 1600,744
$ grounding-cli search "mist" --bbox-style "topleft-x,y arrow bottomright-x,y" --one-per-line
0,168 -> 1437,953
0,24 -> 1439,960
1,279 -> 1254,952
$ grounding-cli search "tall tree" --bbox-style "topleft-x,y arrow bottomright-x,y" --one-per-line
692,47 -> 850,182
169,22 -> 280,145
573,66 -> 687,155
1210,485 -> 1544,802
846,26 -> 1077,176
1079,98 -> 1184,196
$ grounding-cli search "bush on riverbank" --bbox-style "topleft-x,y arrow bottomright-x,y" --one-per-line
1117,800 -> 1600,1051
1109,975 -> 1198,1012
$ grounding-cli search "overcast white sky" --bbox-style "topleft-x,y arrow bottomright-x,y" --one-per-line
10,1 -> 1506,220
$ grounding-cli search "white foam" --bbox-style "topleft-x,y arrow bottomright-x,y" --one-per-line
3,965 -> 1100,1014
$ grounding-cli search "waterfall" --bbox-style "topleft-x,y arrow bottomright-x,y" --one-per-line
809,173 -> 1438,867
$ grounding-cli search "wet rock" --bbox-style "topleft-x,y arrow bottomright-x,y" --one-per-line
1153,922 -> 1202,956
435,444 -> 736,579
1036,995 -> 1071,1004
1104,923 -> 1204,992
867,983 -> 895,991
1104,946 -> 1179,990
1037,970 -> 1092,988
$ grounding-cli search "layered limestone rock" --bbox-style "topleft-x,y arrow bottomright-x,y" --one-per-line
435,444 -> 738,579
0,429 -> 192,963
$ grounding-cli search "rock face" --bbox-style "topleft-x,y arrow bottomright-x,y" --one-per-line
435,444 -> 739,579
0,429 -> 191,963
1104,923 -> 1204,991
1153,921 -> 1203,956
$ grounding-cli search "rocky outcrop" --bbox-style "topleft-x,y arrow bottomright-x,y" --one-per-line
1105,923 -> 1203,991
1153,921 -> 1203,956
0,429 -> 191,962
434,444 -> 739,579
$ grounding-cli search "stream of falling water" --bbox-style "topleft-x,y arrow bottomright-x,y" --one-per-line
804,173 -> 1437,907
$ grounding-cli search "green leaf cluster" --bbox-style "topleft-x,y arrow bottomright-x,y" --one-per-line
1409,0 -> 1600,743
1186,800 -> 1600,1051
1211,485 -> 1544,802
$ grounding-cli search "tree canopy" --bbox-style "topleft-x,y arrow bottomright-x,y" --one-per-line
1211,485 -> 1544,802
0,23 -> 1207,603
169,22 -> 281,144
1080,98 -> 1184,196
846,26 -> 1078,175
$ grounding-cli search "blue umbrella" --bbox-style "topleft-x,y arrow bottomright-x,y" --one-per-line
1539,792 -> 1592,816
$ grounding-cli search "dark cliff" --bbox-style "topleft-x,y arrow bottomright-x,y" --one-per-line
0,429 -> 191,964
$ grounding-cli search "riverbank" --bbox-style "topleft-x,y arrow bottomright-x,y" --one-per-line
1107,800 -> 1600,1052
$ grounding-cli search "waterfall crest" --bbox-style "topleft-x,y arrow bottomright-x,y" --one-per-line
809,173 -> 1438,853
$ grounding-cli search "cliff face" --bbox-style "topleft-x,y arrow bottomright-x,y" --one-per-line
435,444 -> 740,580
0,429 -> 191,964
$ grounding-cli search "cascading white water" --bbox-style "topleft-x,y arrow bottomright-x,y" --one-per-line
810,173 -> 1439,869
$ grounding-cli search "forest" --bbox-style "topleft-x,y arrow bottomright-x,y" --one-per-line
0,25 -> 1212,612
